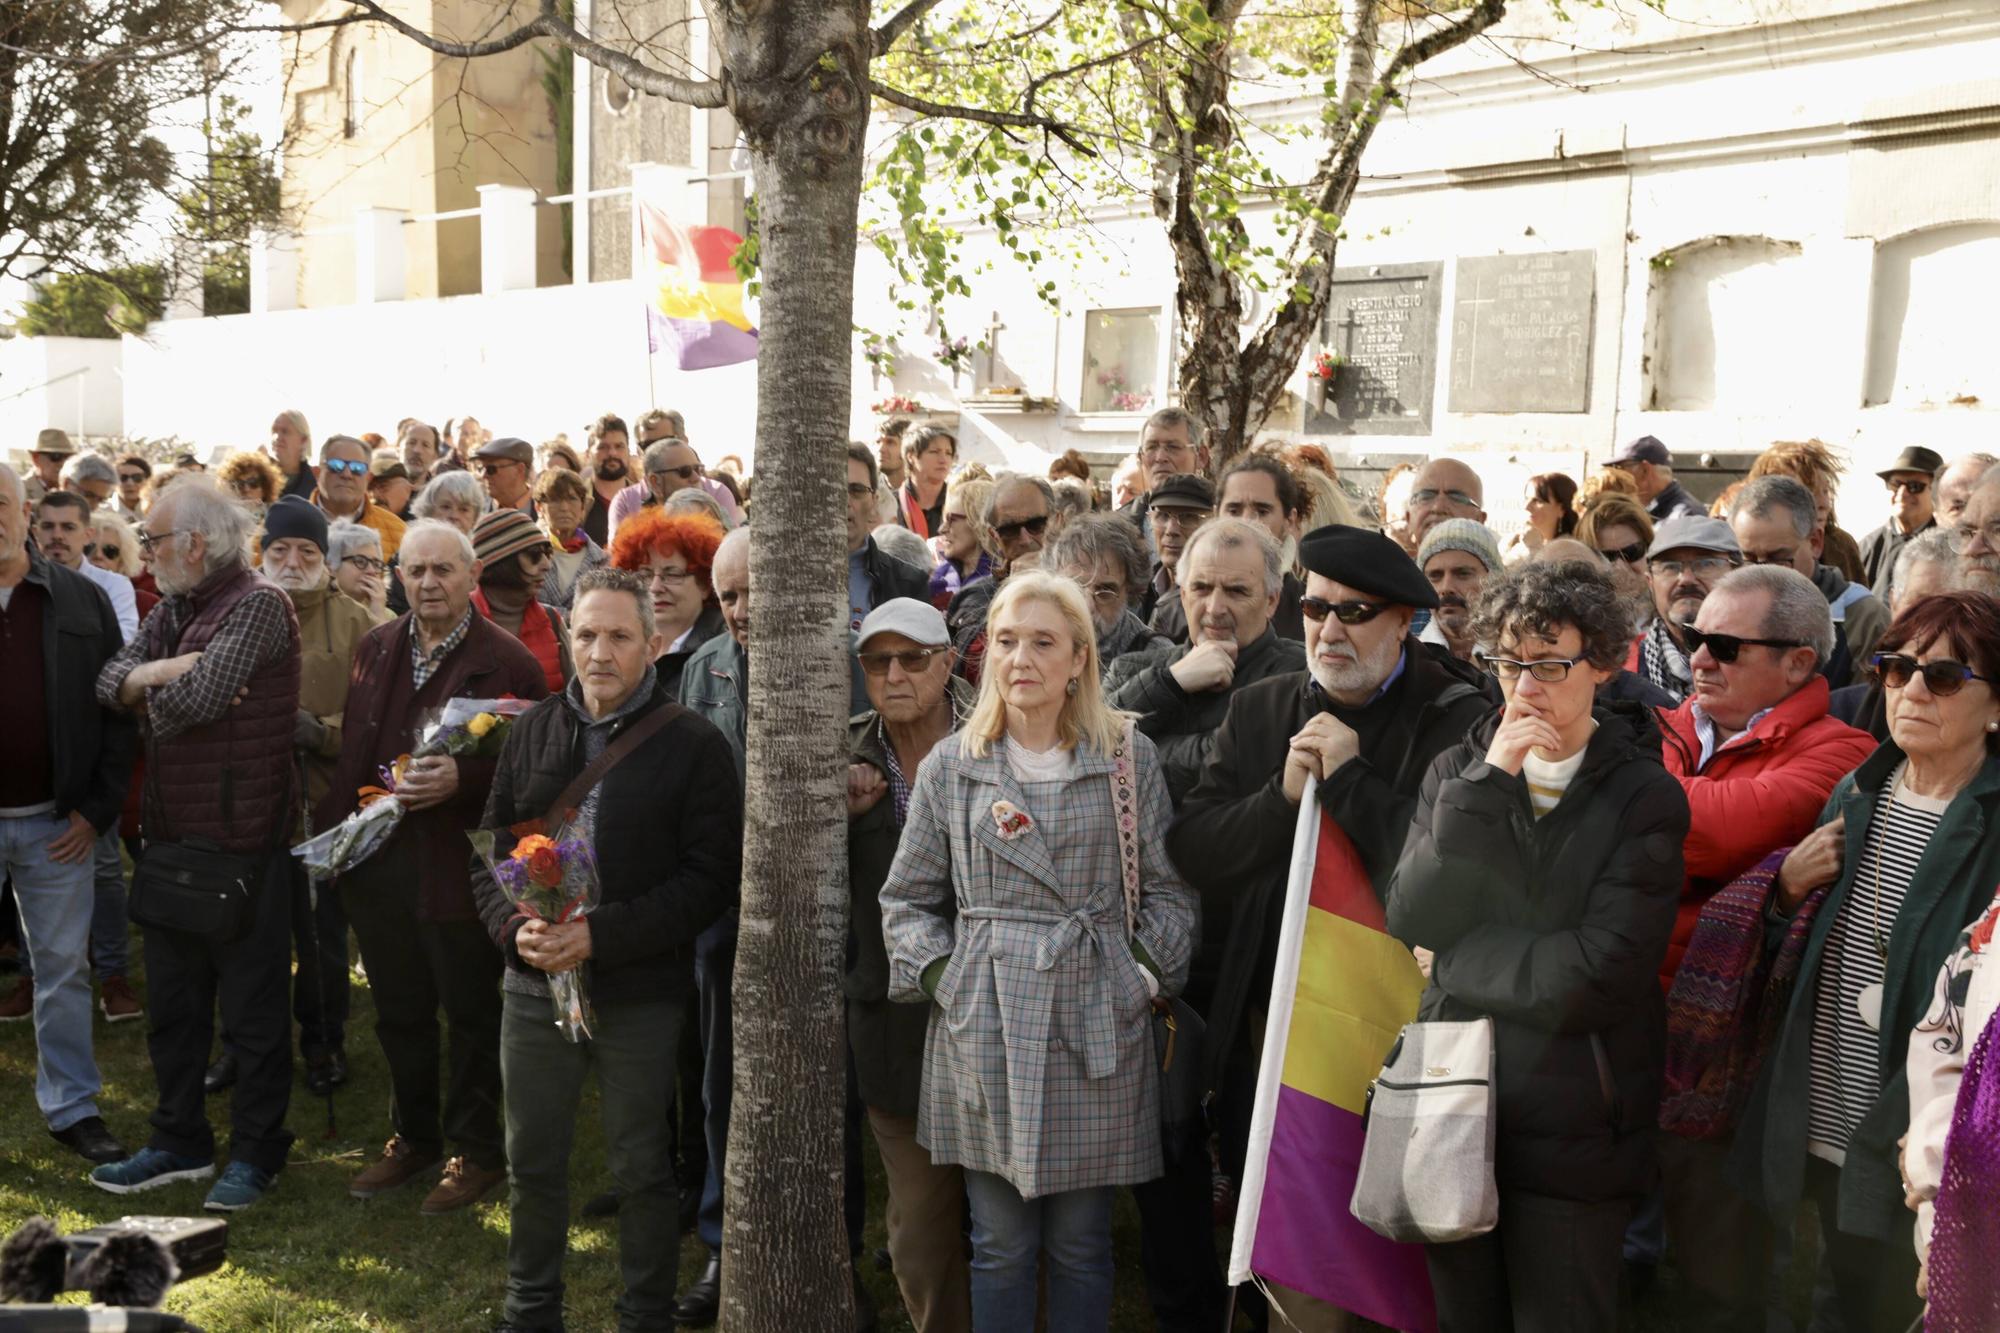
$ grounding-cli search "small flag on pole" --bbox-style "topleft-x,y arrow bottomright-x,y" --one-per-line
1227,775 -> 1437,1332
637,196 -> 758,370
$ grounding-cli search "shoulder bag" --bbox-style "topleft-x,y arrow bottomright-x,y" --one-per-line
1108,724 -> 1208,1164
1350,1016 -> 1499,1244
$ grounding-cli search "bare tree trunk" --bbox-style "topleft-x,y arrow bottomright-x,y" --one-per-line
713,1 -> 871,1328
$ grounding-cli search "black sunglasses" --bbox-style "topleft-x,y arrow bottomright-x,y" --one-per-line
1598,542 -> 1646,565
858,646 -> 949,676
992,514 -> 1049,542
1300,596 -> 1393,626
1870,653 -> 1991,696
653,464 -> 700,482
117,471 -> 147,484
1679,623 -> 1808,664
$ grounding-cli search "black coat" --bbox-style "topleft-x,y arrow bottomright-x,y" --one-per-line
1105,627 -> 1306,803
471,676 -> 742,1004
1167,639 -> 1492,1094
1386,704 -> 1688,1203
30,552 -> 136,833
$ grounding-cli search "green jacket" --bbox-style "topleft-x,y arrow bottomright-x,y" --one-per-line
1733,743 -> 2000,1242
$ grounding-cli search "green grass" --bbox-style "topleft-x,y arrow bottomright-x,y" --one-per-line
2,945 -> 1800,1331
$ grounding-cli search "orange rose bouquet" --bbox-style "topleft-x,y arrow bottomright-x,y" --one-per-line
468,823 -> 602,1041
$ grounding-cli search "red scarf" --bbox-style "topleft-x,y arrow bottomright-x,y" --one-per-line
557,528 -> 588,554
898,483 -> 932,540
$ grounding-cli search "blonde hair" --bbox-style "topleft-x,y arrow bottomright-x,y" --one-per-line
91,510 -> 142,576
960,571 -> 1126,760
944,477 -> 997,556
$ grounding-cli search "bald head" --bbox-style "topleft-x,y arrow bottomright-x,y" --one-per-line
714,525 -> 751,647
1408,457 -> 1486,541
0,463 -> 25,569
1535,537 -> 1605,567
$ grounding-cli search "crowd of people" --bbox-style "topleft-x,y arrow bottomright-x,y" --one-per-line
3,403 -> 1998,1333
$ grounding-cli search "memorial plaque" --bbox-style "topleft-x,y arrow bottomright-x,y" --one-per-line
1306,262 -> 1442,436
1447,250 -> 1596,414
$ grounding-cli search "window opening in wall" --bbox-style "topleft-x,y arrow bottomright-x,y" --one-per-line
1081,307 -> 1161,413
1864,222 -> 2000,408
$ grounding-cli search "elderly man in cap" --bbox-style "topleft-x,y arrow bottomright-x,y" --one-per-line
314,434 -> 406,561
1728,475 -> 1889,690
473,436 -> 537,515
256,497 -> 376,1092
25,427 -> 75,505
321,519 -> 548,1215
1858,446 -> 1943,600
1416,517 -> 1503,663
471,507 -> 571,693
1625,515 -> 1742,704
1610,436 -> 1703,523
1169,522 -> 1490,1328
847,598 -> 973,1333
1142,473 -> 1215,642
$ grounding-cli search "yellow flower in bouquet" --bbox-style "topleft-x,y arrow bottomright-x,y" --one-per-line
467,712 -> 498,738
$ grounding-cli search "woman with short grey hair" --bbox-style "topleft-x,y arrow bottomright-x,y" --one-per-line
663,486 -> 735,531
328,519 -> 390,621
412,470 -> 485,534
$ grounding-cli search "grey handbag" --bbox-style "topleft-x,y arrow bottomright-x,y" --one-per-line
1350,1016 -> 1499,1244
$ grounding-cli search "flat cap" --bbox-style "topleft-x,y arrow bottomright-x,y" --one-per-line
368,449 -> 410,481
856,597 -> 950,650
473,436 -> 534,465
35,428 -> 75,456
1647,514 -> 1741,561
1418,518 -> 1503,574
1877,446 -> 1944,479
1147,473 -> 1215,511
1611,434 -> 1671,466
1299,523 -> 1438,608
472,506 -> 547,567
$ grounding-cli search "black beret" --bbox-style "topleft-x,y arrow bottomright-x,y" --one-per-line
1298,524 -> 1438,609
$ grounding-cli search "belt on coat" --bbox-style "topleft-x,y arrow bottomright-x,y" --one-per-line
960,903 -> 1129,1080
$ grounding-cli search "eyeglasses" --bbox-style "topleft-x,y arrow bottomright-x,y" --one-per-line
117,471 -> 147,484
1071,579 -> 1126,607
653,465 -> 700,482
1150,508 -> 1211,530
476,461 -> 522,478
647,565 -> 695,586
1300,596 -> 1393,625
135,529 -> 188,554
845,483 -> 875,499
1411,488 -> 1479,509
1870,653 -> 1991,696
231,479 -> 266,497
322,457 -> 369,477
858,646 -> 949,676
1679,623 -> 1808,664
341,554 -> 385,573
1885,479 -> 1930,496
1948,521 -> 2000,555
1476,652 -> 1585,683
1598,542 -> 1646,565
1650,556 -> 1736,579
1139,442 -> 1192,460
1741,548 -> 1802,569
991,514 -> 1049,542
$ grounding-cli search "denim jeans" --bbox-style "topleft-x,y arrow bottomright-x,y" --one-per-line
3,811 -> 103,1131
501,990 -> 685,1332
963,1171 -> 1113,1333
14,824 -> 132,983
694,914 -> 737,1256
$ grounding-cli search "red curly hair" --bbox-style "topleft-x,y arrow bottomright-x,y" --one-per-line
610,508 -> 725,598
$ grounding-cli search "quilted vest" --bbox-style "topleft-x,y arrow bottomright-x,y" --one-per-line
147,564 -> 302,853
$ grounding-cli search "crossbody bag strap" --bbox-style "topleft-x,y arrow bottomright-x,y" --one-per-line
540,700 -> 683,831
1108,720 -> 1141,939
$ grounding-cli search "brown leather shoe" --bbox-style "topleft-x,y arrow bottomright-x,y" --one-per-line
349,1136 -> 443,1200
100,976 -> 143,1023
0,977 -> 31,1022
420,1156 -> 506,1215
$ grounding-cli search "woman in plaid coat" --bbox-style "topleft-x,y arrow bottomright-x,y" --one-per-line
882,571 -> 1197,1332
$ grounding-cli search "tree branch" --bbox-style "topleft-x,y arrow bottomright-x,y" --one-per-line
867,81 -> 1098,156
871,0 -> 948,57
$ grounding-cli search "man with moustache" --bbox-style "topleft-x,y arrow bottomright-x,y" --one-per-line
1626,516 -> 1742,704
1416,518 -> 1502,664
1168,524 -> 1489,1326
1142,474 -> 1215,641
581,413 -> 636,546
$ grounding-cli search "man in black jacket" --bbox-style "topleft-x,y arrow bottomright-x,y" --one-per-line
472,568 -> 741,1333
846,444 -> 930,710
0,464 -> 136,1164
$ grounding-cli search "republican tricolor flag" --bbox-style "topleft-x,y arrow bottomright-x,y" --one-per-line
637,197 -> 758,370
1227,775 -> 1436,1331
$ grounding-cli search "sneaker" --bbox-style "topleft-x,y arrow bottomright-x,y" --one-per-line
420,1156 -> 507,1215
0,976 -> 31,1022
90,1146 -> 214,1194
350,1135 -> 443,1200
204,1160 -> 276,1212
99,976 -> 143,1023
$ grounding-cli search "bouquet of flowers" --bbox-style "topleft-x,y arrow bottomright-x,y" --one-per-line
468,824 -> 602,1042
292,697 -> 532,879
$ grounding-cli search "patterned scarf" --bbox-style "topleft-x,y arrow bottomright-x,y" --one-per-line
1928,1014 -> 2000,1330
557,527 -> 588,554
1639,616 -> 1693,702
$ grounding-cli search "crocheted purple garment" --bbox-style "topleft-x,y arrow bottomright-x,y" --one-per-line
1928,1013 -> 2000,1331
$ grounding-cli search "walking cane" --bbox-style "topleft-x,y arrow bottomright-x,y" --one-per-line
296,756 -> 338,1140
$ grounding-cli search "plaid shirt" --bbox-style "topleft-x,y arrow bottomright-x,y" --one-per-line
97,568 -> 295,742
411,608 -> 474,691
882,735 -> 913,825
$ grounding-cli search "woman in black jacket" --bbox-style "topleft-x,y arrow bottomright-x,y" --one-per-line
1387,558 -> 1688,1331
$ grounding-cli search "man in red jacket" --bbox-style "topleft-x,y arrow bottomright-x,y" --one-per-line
1647,562 -> 1875,1327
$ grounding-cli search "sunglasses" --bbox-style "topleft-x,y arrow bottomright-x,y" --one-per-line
858,646 -> 949,676
322,457 -> 369,477
1476,653 -> 1585,683
992,514 -> 1049,542
95,544 -> 121,560
476,461 -> 522,478
117,471 -> 147,484
1870,653 -> 1991,696
653,464 -> 700,482
1678,623 -> 1808,664
1300,596 -> 1393,625
1598,542 -> 1646,565
1885,478 -> 1930,496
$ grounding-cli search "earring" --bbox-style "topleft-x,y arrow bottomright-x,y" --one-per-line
1988,720 -> 1998,733
1065,678 -> 1079,698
